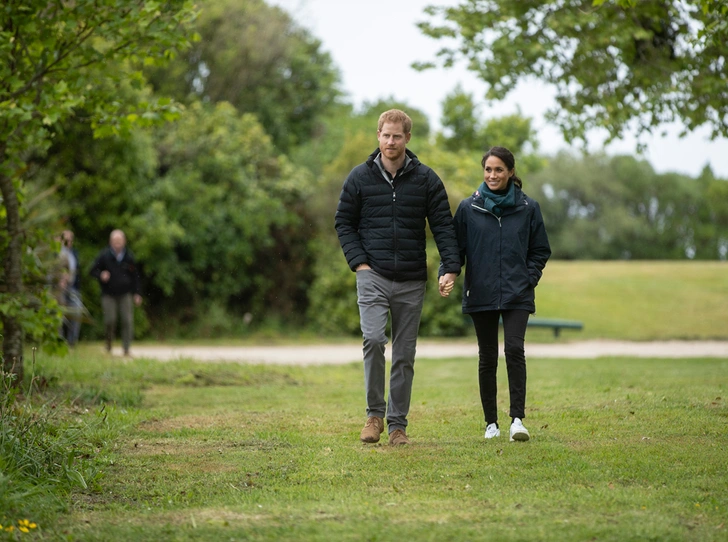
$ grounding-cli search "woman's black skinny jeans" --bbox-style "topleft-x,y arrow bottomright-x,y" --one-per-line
470,310 -> 530,425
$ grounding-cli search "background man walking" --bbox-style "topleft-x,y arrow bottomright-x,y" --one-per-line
335,109 -> 460,446
89,229 -> 142,357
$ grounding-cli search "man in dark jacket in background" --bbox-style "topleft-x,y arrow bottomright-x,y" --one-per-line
89,229 -> 142,357
335,109 -> 460,446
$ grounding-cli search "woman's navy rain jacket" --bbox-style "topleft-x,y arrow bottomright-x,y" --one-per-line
452,185 -> 551,314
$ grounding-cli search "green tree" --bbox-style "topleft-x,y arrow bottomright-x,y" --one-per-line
28,118 -> 162,340
439,87 -> 539,156
600,0 -> 727,48
439,85 -> 481,152
417,0 -> 728,147
146,0 -> 341,153
705,178 -> 728,260
144,102 -> 316,331
690,166 -> 728,260
32,101 -> 317,337
360,98 -> 432,142
0,0 -> 196,381
529,152 -> 703,259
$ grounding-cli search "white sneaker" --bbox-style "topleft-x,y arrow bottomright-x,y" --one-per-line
484,423 -> 500,439
509,418 -> 530,442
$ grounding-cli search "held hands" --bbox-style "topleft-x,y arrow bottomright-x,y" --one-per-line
439,273 -> 457,297
100,270 -> 111,283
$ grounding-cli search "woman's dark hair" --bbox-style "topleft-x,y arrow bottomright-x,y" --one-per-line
481,146 -> 522,188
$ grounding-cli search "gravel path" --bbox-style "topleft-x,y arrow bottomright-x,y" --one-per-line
122,339 -> 728,365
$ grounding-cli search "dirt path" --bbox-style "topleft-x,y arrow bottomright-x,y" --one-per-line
121,339 -> 728,365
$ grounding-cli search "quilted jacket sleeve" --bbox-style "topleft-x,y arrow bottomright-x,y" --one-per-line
426,169 -> 461,275
334,168 -> 368,271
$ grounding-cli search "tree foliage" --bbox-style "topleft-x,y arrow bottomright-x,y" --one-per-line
5,0 -> 727,353
145,0 -> 341,153
144,102 -> 317,330
417,0 -> 728,147
439,85 -> 539,155
0,0 -> 196,379
439,86 -> 480,152
529,153 -> 728,260
33,101 -> 317,338
292,98 -> 432,176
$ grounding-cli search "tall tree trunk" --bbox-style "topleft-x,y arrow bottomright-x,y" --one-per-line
0,170 -> 25,383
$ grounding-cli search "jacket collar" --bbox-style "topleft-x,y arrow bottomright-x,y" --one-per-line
471,186 -> 528,215
366,148 -> 419,174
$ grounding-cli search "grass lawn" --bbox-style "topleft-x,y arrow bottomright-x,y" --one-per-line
534,261 -> 728,341
29,351 -> 728,541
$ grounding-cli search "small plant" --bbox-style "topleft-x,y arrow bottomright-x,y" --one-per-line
0,348 -> 109,524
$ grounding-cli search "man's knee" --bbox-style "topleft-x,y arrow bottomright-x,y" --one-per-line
363,333 -> 387,349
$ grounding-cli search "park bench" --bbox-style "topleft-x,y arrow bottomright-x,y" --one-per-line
471,316 -> 585,338
483,316 -> 584,338
523,317 -> 583,338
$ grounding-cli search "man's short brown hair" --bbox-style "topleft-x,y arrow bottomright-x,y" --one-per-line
378,109 -> 412,134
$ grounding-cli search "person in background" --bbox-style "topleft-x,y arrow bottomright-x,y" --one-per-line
51,243 -> 72,327
60,229 -> 83,346
89,229 -> 142,357
335,109 -> 460,446
439,146 -> 551,442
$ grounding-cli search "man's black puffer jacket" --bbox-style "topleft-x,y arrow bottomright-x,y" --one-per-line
335,148 -> 460,282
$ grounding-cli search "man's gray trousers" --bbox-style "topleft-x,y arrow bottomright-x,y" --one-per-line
356,269 -> 426,434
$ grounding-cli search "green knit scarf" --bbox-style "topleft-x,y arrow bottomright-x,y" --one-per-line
477,180 -> 516,216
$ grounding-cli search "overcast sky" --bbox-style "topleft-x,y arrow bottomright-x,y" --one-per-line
269,0 -> 728,178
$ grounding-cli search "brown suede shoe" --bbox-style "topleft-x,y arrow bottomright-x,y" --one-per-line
360,416 -> 384,443
388,429 -> 410,446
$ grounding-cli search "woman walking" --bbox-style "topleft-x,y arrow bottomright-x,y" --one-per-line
440,146 -> 551,441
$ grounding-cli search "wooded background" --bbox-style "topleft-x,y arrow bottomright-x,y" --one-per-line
2,0 -> 727,378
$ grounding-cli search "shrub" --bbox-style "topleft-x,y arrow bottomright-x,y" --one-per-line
0,353 -> 110,525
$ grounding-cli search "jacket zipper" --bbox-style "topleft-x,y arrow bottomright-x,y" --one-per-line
392,185 -> 398,272
472,202 -> 503,307
380,159 -> 413,278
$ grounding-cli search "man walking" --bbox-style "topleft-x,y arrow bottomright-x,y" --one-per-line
89,229 -> 142,357
335,109 -> 459,446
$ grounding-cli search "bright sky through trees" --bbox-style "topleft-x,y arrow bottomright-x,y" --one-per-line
270,0 -> 728,178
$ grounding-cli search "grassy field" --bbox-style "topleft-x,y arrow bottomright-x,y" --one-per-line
529,261 -> 728,341
22,349 -> 727,541
4,260 -> 727,540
